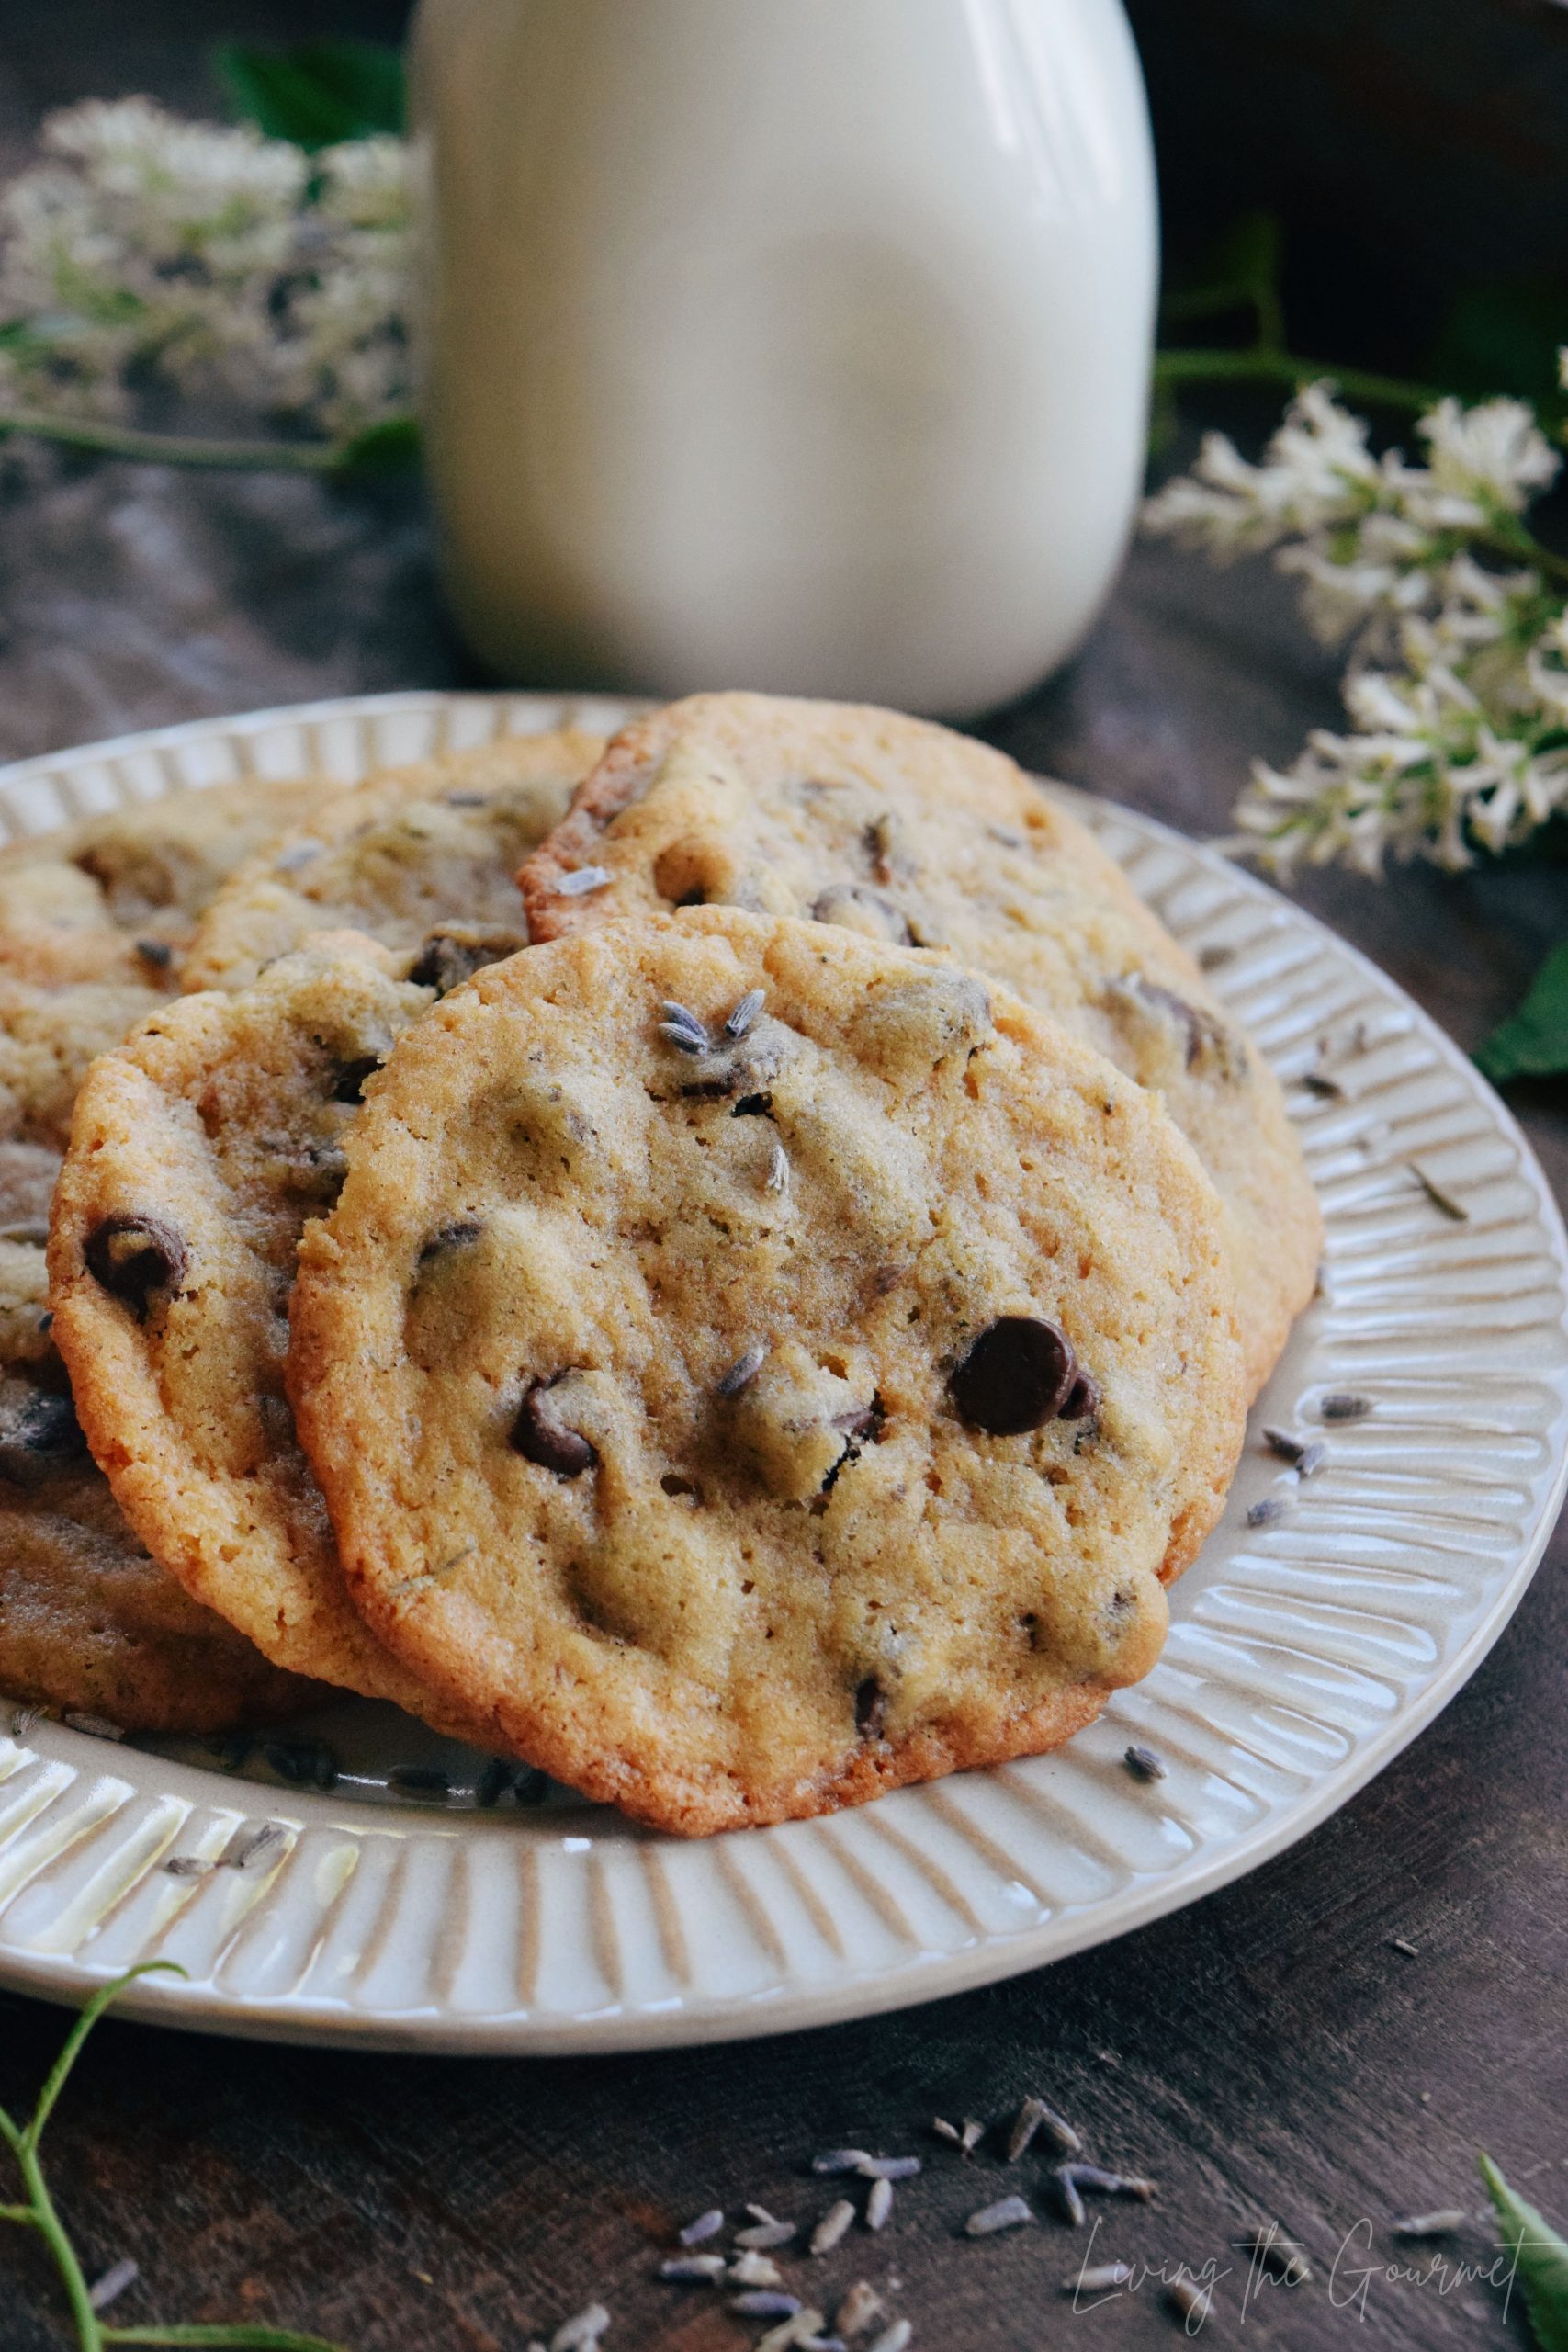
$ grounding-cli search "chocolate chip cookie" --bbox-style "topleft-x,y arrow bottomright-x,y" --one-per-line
180,728 -> 604,994
0,1442 -> 312,1734
288,910 -> 1245,1836
46,936 -> 488,1736
520,694 -> 1320,1393
0,772 -> 344,1148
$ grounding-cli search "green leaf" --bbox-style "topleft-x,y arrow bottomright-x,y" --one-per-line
1160,209 -> 1285,345
1481,2154 -> 1568,2352
214,40 -> 405,149
331,415 -> 422,476
1429,282 -> 1568,424
1473,942 -> 1568,1085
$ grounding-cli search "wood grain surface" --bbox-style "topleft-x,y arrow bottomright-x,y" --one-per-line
0,8 -> 1564,2350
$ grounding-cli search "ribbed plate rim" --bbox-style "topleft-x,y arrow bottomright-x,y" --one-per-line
0,688 -> 1561,2055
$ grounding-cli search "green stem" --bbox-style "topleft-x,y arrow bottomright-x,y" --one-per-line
12,2131 -> 104,2352
0,411 -> 342,473
1153,345 -> 1445,415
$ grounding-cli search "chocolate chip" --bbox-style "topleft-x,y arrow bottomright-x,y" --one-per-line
84,1213 -> 187,1317
417,1219 -> 481,1268
731,1093 -> 773,1118
0,1377 -> 85,1487
134,938 -> 174,970
408,925 -> 528,996
951,1317 -> 1078,1435
1106,975 -> 1246,1082
332,1056 -> 383,1104
854,1678 -> 886,1739
1060,1369 -> 1100,1420
512,1378 -> 596,1476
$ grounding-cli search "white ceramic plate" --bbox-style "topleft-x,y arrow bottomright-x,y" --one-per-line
0,691 -> 1562,2055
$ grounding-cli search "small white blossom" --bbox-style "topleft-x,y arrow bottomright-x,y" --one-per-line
1148,373 -> 1568,875
0,96 -> 412,438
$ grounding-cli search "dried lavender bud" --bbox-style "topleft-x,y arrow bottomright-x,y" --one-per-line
864,2328 -> 910,2352
1261,1425 -> 1310,1464
1123,1745 -> 1167,1783
811,2201 -> 856,2256
1319,1392 -> 1372,1422
1392,2210 -> 1466,2239
735,2221 -> 796,2250
865,2178 -> 893,2231
730,2252 -> 785,2287
548,2305 -> 610,2352
812,2149 -> 872,2176
677,2208 -> 724,2247
659,2256 -> 726,2282
725,988 -> 766,1039
855,2156 -> 920,2181
1006,2095 -> 1081,2159
1052,2169 -> 1087,2228
1167,2276 -> 1212,2326
965,2196 -> 1032,2237
1408,1161 -> 1469,1221
837,2283 -> 884,2338
733,2292 -> 802,2319
553,865 -> 612,897
1063,2263 -> 1133,2294
1247,1497 -> 1287,1528
1063,2164 -> 1156,2201
716,1343 -> 770,1397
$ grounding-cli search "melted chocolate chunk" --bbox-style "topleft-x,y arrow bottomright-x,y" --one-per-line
417,1219 -> 481,1269
854,1677 -> 887,1739
84,1212 -> 188,1317
332,1056 -> 384,1104
0,1377 -> 85,1487
1060,1368 -> 1100,1421
512,1378 -> 596,1476
409,926 -> 528,997
951,1316 -> 1079,1436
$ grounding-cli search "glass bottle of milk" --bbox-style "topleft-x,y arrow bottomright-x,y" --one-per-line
412,0 -> 1156,718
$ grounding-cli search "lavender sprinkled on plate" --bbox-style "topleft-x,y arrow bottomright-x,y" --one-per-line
1123,1744 -> 1167,1783
1319,1391 -> 1373,1422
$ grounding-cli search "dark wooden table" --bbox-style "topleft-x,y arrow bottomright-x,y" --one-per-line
2,14 -> 1566,2352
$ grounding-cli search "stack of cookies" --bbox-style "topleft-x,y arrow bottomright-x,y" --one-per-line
14,694 -> 1318,1836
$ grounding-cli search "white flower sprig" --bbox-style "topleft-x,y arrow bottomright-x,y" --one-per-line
0,96 -> 412,455
1144,377 -> 1568,876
